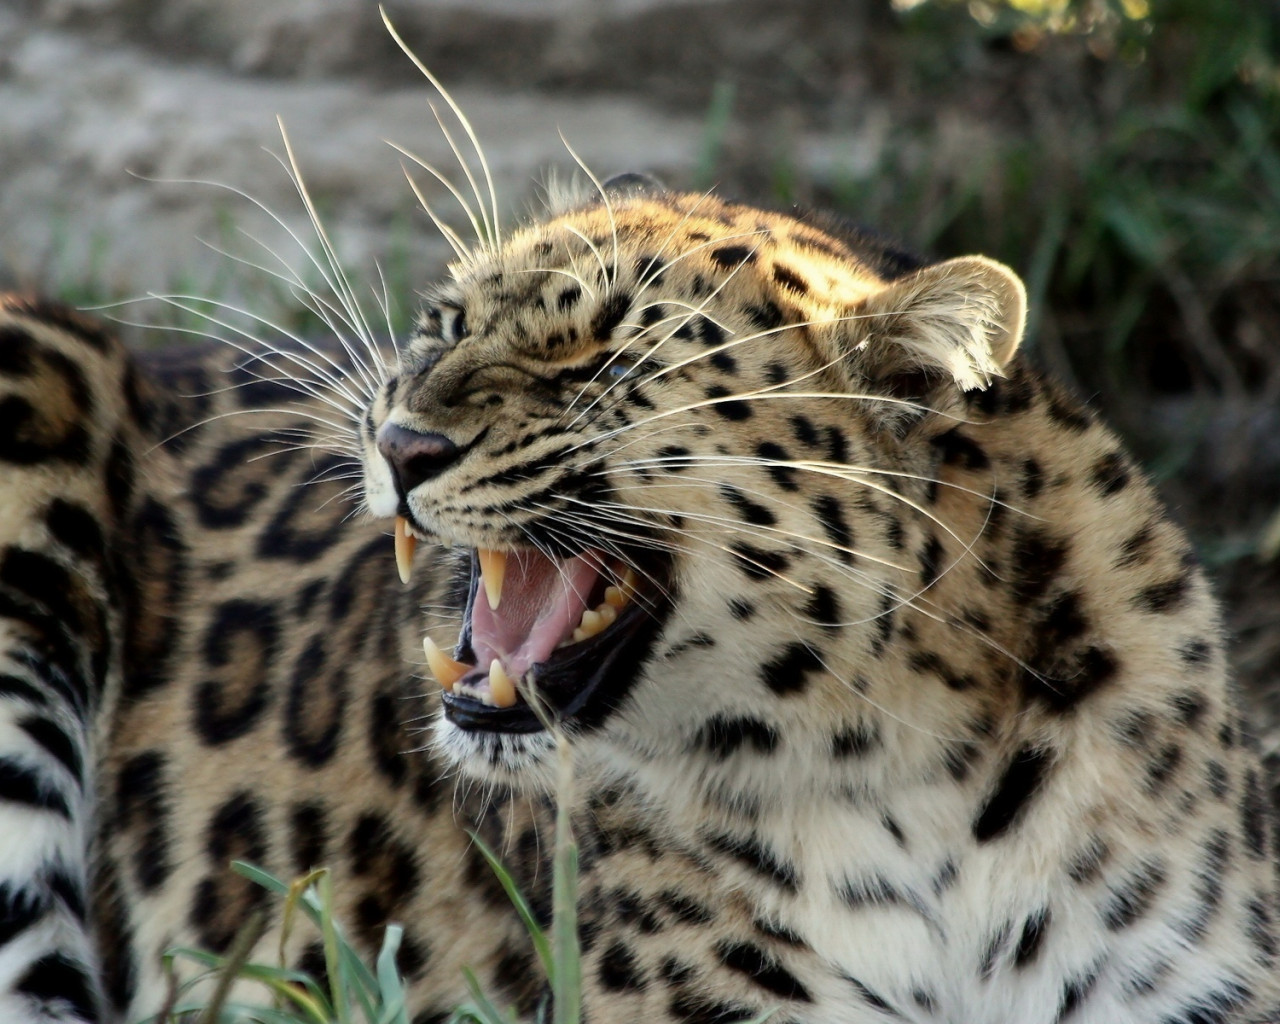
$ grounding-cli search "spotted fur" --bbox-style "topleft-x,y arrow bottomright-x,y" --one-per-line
0,176 -> 1276,1024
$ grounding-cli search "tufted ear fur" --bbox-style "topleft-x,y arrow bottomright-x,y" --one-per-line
844,256 -> 1026,394
544,171 -> 666,216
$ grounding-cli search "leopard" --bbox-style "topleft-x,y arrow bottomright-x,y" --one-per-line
0,168 -> 1277,1024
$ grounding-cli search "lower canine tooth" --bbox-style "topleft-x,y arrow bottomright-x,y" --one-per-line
394,516 -> 417,585
488,658 -> 517,708
423,636 -> 467,691
479,549 -> 506,610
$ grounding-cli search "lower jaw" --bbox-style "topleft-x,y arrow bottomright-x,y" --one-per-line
442,694 -> 547,733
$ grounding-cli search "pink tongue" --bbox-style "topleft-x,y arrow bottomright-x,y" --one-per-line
470,550 -> 603,680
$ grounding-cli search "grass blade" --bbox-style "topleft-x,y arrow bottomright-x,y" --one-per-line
375,925 -> 411,1024
453,967 -> 519,1024
551,739 -> 580,1024
465,831 -> 555,983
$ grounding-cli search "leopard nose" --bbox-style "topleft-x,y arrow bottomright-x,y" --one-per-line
375,422 -> 462,496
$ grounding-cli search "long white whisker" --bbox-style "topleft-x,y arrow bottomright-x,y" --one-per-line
381,6 -> 501,248
194,219 -> 389,393
145,294 -> 370,413
368,258 -> 401,363
543,494 -> 820,591
391,143 -> 487,253
586,438 -> 1002,564
140,407 -> 357,458
426,100 -> 496,246
604,453 -> 1037,523
562,489 -> 911,595
561,233 -> 766,423
274,121 -> 387,383
803,639 -> 969,744
592,481 -> 916,577
152,288 -> 373,403
631,188 -> 717,295
545,491 -> 1019,686
510,266 -> 598,299
401,166 -> 474,264
118,168 -> 390,395
152,345 -> 360,428
631,227 -> 770,294
559,133 -> 619,287
564,226 -> 610,293
567,380 -> 927,459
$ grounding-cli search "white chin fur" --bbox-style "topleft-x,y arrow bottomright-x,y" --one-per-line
433,717 -> 559,790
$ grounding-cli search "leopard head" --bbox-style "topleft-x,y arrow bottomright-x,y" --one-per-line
360,180 -> 1025,792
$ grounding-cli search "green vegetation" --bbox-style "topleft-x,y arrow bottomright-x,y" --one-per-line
146,864 -> 411,1024
831,0 -> 1280,401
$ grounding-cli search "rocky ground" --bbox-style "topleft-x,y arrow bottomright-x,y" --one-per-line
0,4 -> 704,318
0,0 -> 893,312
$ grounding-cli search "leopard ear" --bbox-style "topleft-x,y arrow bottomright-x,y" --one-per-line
845,256 -> 1026,393
601,172 -> 667,200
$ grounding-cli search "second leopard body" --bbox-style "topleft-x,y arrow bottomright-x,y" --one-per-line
0,178 -> 1275,1023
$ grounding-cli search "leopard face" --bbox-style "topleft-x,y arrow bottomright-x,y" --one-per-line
361,182 -> 1025,788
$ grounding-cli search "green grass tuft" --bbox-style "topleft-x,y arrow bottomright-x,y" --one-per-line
145,863 -> 408,1024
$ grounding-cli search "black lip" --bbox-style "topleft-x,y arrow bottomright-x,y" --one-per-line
441,550 -> 672,734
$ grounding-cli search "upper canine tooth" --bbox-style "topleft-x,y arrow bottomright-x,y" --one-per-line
488,658 -> 517,708
395,516 -> 417,585
479,549 -> 506,611
423,636 -> 467,691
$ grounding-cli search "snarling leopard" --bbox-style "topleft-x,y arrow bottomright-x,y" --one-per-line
0,171 -> 1276,1023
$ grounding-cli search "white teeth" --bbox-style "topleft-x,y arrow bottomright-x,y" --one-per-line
478,549 -> 506,610
570,599 -> 622,644
567,570 -> 638,645
394,516 -> 417,585
454,680 -> 484,702
423,636 -> 468,692
488,658 -> 517,708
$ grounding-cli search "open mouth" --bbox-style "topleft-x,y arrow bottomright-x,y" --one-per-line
394,517 -> 670,734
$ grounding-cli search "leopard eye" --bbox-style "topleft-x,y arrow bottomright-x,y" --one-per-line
443,307 -> 469,342
607,353 -> 638,380
420,304 -> 470,343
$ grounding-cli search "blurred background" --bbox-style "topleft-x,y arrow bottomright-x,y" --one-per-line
1,0 -> 1278,746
